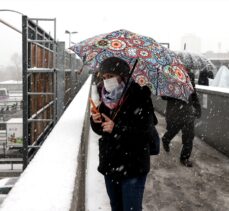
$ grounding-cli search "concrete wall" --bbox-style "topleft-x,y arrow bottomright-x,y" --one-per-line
152,86 -> 229,157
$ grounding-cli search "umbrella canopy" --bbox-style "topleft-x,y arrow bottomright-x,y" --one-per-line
70,29 -> 194,102
176,51 -> 216,71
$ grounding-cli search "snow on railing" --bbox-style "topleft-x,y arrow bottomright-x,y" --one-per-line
0,75 -> 92,211
196,84 -> 229,95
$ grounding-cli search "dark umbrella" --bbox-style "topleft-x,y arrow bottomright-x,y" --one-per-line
176,51 -> 216,71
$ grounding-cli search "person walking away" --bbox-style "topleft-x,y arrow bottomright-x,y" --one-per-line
162,71 -> 201,167
208,70 -> 214,79
90,57 -> 158,211
198,67 -> 209,85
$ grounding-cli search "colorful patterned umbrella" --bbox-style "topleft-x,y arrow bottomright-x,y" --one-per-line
70,29 -> 194,102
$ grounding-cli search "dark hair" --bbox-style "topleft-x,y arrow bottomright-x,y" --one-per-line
99,57 -> 130,77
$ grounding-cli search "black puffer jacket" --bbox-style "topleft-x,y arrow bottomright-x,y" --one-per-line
162,90 -> 201,125
90,82 -> 157,179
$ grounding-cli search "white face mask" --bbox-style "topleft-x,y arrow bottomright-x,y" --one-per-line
103,77 -> 119,92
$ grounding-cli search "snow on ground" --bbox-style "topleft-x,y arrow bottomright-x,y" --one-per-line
0,81 -> 22,84
143,113 -> 229,211
196,84 -> 229,94
85,129 -> 110,211
85,81 -> 110,210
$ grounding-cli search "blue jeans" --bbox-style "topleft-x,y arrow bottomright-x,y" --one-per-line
104,175 -> 147,211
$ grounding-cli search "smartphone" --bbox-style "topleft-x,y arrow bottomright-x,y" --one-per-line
89,97 -> 99,114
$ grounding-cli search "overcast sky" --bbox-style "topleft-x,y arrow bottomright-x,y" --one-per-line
1,0 -> 229,65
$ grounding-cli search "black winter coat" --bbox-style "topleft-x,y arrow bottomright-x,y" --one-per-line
163,90 -> 201,125
198,69 -> 209,86
90,82 -> 157,179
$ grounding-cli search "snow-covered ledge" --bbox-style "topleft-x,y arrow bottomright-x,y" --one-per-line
0,75 -> 92,211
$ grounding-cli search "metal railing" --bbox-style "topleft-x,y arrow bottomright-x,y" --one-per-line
22,16 -> 90,169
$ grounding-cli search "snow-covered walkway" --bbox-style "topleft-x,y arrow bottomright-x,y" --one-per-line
86,111 -> 229,211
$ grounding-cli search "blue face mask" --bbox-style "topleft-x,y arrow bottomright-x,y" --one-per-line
103,77 -> 119,92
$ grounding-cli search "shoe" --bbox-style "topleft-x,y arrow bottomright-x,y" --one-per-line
180,159 -> 193,167
162,141 -> 170,152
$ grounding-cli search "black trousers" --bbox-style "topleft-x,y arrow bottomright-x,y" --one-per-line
162,118 -> 195,160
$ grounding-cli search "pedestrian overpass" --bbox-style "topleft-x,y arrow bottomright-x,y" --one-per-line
0,75 -> 229,210
0,14 -> 229,211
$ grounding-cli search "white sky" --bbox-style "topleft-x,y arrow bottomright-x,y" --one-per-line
1,0 -> 229,65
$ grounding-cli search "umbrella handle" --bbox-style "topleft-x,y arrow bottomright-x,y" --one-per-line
117,59 -> 138,105
111,59 -> 138,121
125,59 -> 138,87
130,59 -> 138,75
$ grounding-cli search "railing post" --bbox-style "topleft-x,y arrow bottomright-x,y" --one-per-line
56,42 -> 65,121
22,15 -> 28,169
71,54 -> 77,97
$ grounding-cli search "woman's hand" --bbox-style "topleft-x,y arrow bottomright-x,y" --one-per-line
91,111 -> 102,123
101,113 -> 114,133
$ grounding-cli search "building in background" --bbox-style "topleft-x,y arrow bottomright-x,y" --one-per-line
0,80 -> 22,94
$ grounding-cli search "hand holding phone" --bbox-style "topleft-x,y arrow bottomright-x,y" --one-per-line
89,98 -> 103,123
89,97 -> 99,114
